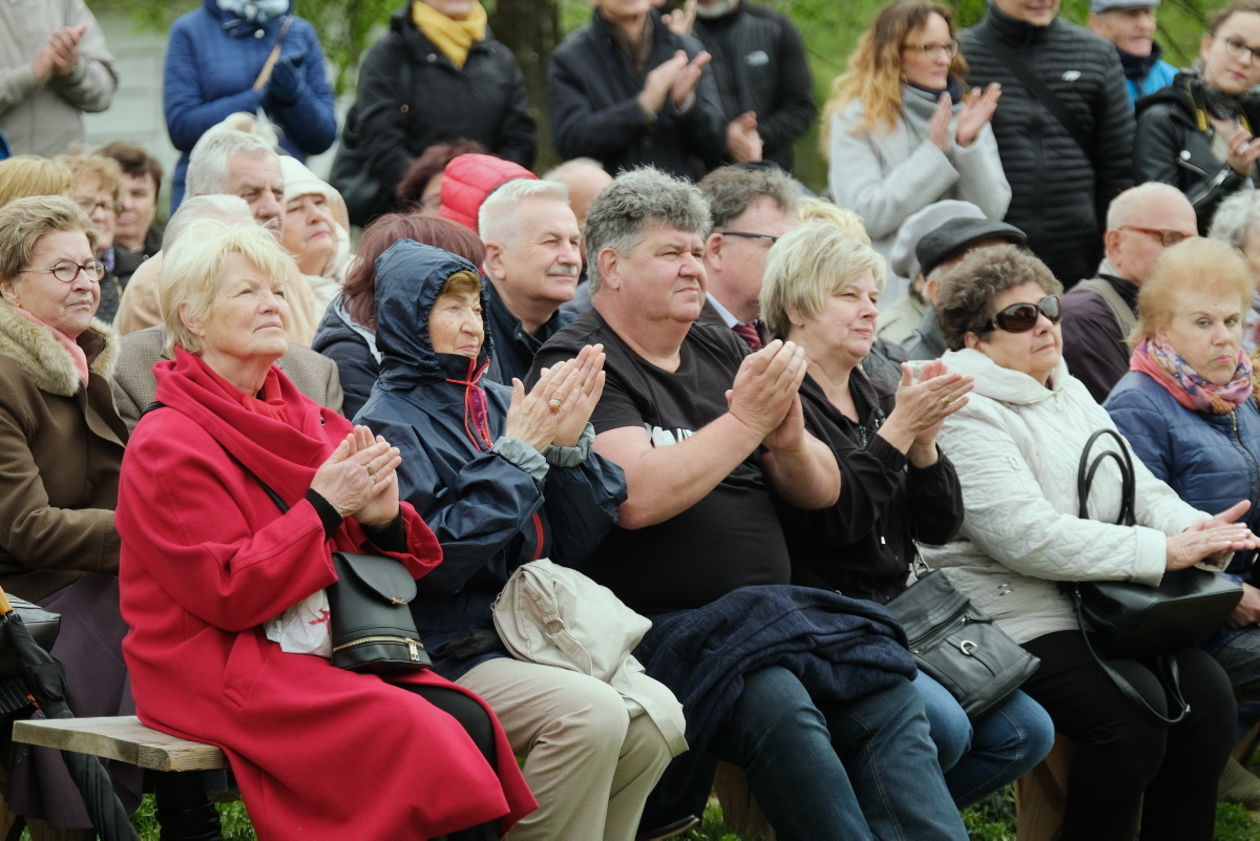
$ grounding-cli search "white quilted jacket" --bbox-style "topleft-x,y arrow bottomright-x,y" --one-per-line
919,348 -> 1209,643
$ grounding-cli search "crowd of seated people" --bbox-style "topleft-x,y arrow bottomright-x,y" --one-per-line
10,0 -> 1260,839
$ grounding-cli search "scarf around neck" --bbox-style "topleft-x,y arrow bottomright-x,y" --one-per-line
1131,337 -> 1253,414
1119,41 -> 1164,83
412,1 -> 487,69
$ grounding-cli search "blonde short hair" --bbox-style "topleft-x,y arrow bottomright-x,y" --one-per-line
0,195 -> 96,280
760,220 -> 886,340
796,197 -> 872,245
1132,237 -> 1253,345
160,219 -> 293,355
56,154 -> 123,204
0,155 -> 73,207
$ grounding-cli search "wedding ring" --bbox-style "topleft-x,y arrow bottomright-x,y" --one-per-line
548,398 -> 562,413
365,463 -> 375,476
941,397 -> 952,406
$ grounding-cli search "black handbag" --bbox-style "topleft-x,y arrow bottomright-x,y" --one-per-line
0,595 -> 60,675
887,568 -> 1040,720
1068,428 -> 1242,724
327,552 -> 431,673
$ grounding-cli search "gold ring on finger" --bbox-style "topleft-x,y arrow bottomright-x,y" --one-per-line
941,397 -> 952,406
548,398 -> 562,413
365,464 -> 375,476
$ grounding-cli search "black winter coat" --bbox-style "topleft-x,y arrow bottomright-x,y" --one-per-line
354,242 -> 626,679
1135,73 -> 1260,233
780,370 -> 964,605
548,9 -> 726,180
960,7 -> 1134,284
343,7 -> 535,222
311,301 -> 379,421
691,1 -> 815,173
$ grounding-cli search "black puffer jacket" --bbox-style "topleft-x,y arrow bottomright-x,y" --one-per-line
691,1 -> 815,173
548,9 -> 725,180
341,7 -> 535,222
1135,73 -> 1260,233
960,6 -> 1134,284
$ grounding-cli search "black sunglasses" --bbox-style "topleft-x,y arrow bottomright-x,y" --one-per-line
983,295 -> 1061,333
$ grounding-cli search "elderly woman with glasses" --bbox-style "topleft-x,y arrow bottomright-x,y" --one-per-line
923,243 -> 1255,841
0,195 -> 140,832
1136,0 -> 1260,232
758,221 -> 1055,808
821,0 -> 1008,302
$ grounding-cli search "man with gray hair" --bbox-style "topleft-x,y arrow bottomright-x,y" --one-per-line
1061,182 -> 1198,401
531,167 -> 969,841
695,164 -> 799,350
479,178 -> 582,384
110,195 -> 343,428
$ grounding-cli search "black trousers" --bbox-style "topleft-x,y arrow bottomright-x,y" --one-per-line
398,684 -> 501,841
1022,631 -> 1236,841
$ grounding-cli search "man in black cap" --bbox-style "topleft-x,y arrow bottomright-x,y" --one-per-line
903,216 -> 1028,360
1060,182 -> 1197,401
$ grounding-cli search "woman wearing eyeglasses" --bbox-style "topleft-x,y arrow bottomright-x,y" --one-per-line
821,0 -> 1008,305
923,243 -> 1253,841
1104,238 -> 1260,810
758,221 -> 1055,808
0,195 -> 142,832
1136,0 -> 1260,233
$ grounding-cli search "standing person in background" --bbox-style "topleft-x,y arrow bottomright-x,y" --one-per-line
687,0 -> 816,173
549,0 -> 725,181
0,0 -> 116,158
823,1 -> 1008,305
163,0 -> 337,210
1089,0 -> 1179,106
1135,0 -> 1260,233
960,0 -> 1134,285
338,0 -> 535,226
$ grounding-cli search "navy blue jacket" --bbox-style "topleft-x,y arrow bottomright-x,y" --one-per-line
354,241 -> 627,678
163,0 -> 337,208
1105,370 -> 1260,574
311,301 -> 378,421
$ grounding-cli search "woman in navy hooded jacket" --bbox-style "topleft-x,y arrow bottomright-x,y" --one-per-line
354,239 -> 681,841
1105,238 -> 1260,709
163,0 -> 337,209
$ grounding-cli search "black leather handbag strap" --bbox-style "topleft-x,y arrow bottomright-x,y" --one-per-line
1072,428 -> 1189,726
975,26 -> 1096,167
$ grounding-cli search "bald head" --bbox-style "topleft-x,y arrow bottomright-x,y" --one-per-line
1104,183 -> 1198,285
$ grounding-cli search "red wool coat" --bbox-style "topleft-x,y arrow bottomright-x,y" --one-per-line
116,349 -> 535,840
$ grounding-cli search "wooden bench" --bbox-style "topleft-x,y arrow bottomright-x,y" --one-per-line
12,716 -> 229,775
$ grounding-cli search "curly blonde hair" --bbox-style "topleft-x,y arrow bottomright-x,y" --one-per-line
821,1 -> 967,149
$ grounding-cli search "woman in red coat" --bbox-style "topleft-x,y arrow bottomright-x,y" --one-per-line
115,218 -> 535,840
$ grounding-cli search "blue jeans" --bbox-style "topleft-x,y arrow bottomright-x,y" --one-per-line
913,672 -> 1055,807
709,665 -> 968,841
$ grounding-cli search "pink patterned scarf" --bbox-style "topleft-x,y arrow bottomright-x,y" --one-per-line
1130,338 -> 1253,414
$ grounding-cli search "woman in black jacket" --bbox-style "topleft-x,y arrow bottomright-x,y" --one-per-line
759,219 -> 1055,808
335,2 -> 535,225
1136,0 -> 1260,232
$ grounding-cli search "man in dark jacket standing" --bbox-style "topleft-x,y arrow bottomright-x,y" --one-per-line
690,0 -> 816,173
337,1 -> 535,224
961,0 -> 1135,285
549,1 -> 726,180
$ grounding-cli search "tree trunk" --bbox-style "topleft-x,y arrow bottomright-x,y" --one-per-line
488,0 -> 562,170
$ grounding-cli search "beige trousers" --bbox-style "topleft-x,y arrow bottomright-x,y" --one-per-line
459,657 -> 679,841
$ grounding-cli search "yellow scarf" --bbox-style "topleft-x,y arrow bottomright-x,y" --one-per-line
411,2 -> 487,69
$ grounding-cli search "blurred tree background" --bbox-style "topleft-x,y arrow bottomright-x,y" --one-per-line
94,0 -> 1212,193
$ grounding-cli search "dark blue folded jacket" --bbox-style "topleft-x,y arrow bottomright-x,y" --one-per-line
635,584 -> 916,825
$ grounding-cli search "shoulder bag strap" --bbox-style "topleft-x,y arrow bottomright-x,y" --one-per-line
252,15 -> 296,91
1071,427 -> 1188,726
975,25 -> 1096,167
1074,278 -> 1138,349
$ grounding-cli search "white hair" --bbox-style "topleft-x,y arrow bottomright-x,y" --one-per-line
161,194 -> 252,251
478,179 -> 570,245
186,122 -> 278,198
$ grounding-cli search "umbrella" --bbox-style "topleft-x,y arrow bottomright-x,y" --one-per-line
0,587 -> 139,841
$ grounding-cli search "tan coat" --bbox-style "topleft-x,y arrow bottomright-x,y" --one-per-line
110,325 -> 344,431
0,302 -> 127,601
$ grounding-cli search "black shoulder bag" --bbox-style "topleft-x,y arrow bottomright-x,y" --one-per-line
1068,428 -> 1241,724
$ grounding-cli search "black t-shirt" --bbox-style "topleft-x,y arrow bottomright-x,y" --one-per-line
530,310 -> 791,612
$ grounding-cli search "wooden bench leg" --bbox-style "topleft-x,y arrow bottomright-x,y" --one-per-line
713,761 -> 775,841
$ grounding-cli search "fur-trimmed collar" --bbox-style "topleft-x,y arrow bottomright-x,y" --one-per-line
0,302 -> 119,397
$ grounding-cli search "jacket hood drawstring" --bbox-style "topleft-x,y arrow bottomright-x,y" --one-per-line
446,355 -> 495,450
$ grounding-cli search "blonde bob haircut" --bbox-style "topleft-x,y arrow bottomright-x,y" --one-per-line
0,155 -> 73,208
0,195 -> 96,281
1131,237 -> 1253,346
160,219 -> 294,356
760,220 -> 886,340
796,197 -> 872,245
821,0 -> 968,147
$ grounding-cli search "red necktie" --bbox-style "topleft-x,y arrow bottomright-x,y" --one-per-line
733,322 -> 762,352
